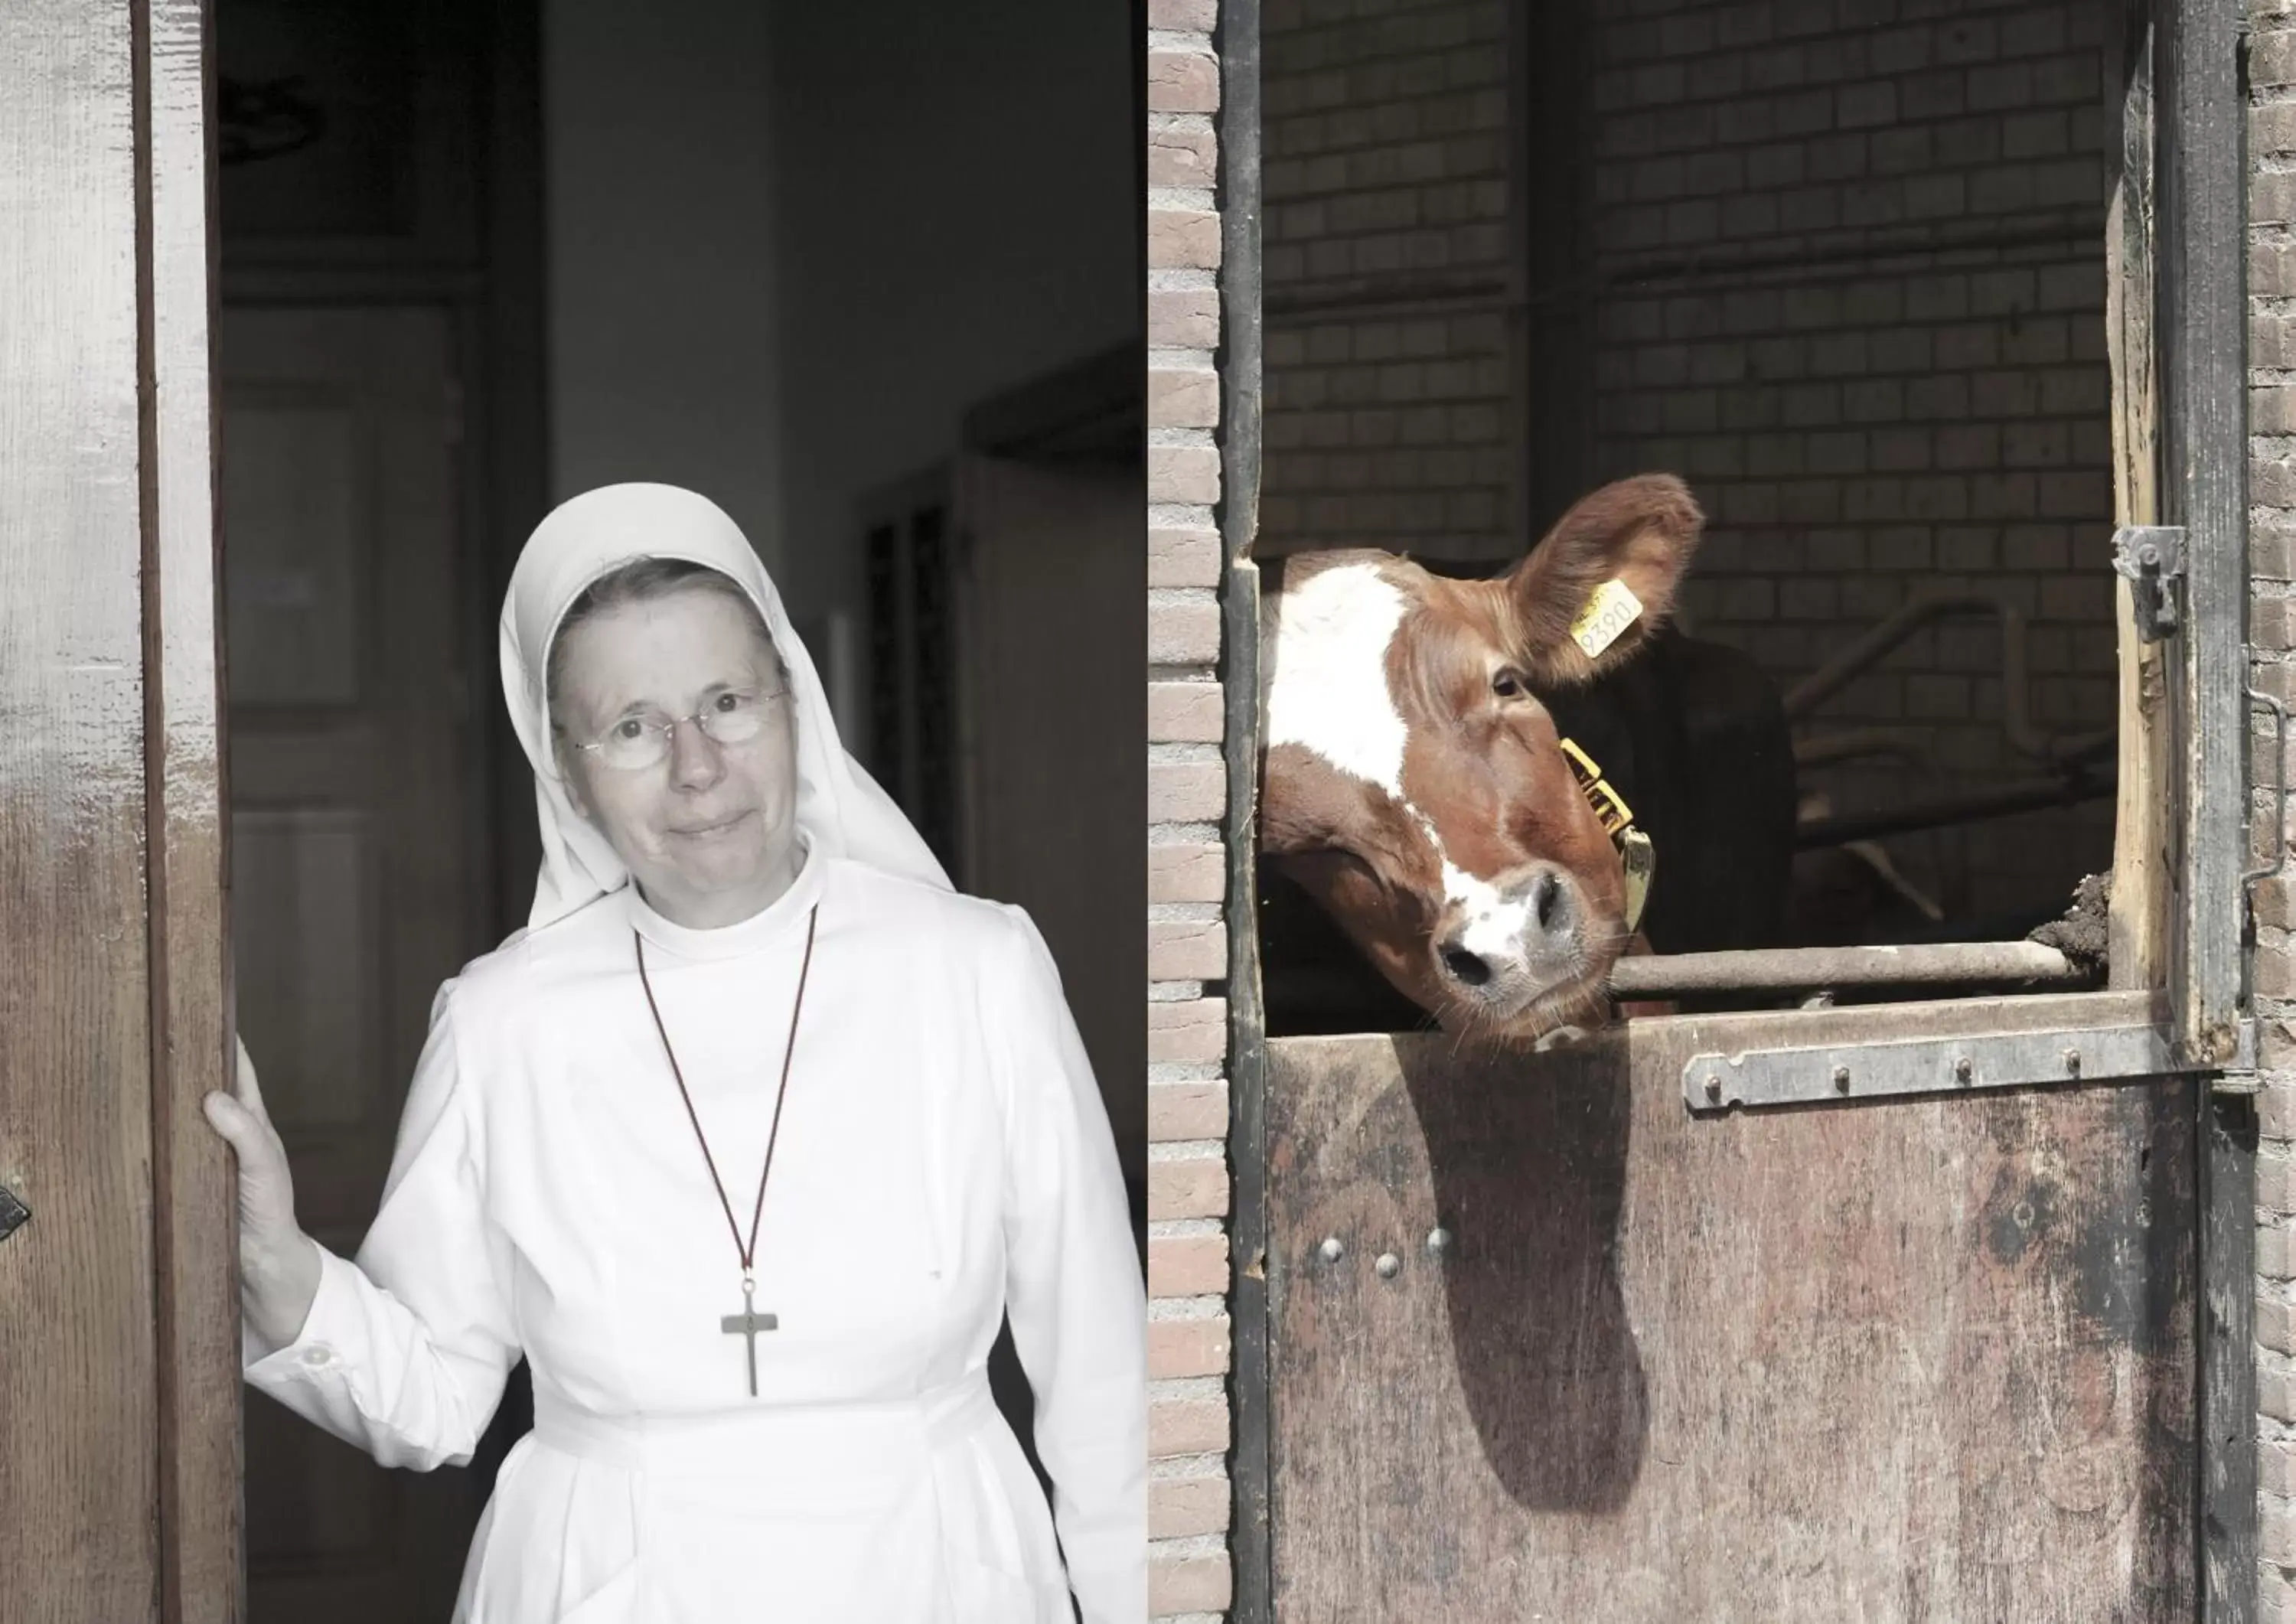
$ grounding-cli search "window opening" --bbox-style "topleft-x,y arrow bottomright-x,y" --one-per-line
1249,0 -> 2210,1044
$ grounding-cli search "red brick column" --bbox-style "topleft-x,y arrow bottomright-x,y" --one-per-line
1149,2 -> 1236,1619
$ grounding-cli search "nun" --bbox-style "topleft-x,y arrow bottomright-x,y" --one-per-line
204,483 -> 1146,1622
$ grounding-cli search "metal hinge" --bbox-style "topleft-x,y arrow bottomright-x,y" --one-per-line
2249,687 -> 2291,900
2245,689 -> 2294,1048
2112,525 -> 2186,641
1685,1018 -> 2252,1112
0,1185 -> 26,1243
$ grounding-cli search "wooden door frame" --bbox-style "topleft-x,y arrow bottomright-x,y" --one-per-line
150,1 -> 245,1616
2155,0 -> 2256,1603
1216,0 -> 1273,1613
1215,0 -> 2259,1613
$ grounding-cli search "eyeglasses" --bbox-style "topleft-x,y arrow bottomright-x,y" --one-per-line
566,687 -> 788,771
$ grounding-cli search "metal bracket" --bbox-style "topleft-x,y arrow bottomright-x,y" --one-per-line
1685,1019 -> 2247,1112
0,1185 -> 27,1244
2112,525 -> 2187,642
2248,687 -> 2292,896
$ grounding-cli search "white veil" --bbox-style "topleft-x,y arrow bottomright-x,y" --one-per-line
499,482 -> 951,929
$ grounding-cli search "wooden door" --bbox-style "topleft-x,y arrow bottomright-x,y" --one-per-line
954,455 -> 1150,1197
0,3 -> 238,1619
219,305 -> 482,1621
1263,998 -> 2197,1621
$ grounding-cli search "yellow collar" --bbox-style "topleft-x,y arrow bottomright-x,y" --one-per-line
1558,739 -> 1655,934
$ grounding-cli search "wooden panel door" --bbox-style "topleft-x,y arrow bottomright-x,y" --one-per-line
954,455 -> 1149,1195
219,305 -> 482,1622
1264,1000 -> 2197,1621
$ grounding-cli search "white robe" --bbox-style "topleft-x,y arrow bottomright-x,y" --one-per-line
244,844 -> 1146,1622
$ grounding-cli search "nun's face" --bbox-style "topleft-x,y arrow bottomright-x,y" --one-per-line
551,587 -> 801,928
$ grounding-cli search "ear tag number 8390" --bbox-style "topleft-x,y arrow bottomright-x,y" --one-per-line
1570,578 -> 1643,660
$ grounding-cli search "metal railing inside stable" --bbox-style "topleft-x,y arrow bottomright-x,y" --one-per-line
1606,940 -> 2089,1000
1607,588 -> 2122,1005
1786,592 -> 2121,849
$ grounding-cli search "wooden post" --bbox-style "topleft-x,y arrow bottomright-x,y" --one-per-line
2107,3 -> 2169,993
1219,0 -> 1271,1618
2161,0 -> 2248,1065
145,2 -> 245,1619
2157,0 -> 2258,1612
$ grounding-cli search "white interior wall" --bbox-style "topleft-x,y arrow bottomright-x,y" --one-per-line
543,0 -> 1135,714
542,0 -> 784,576
766,4 -> 1137,628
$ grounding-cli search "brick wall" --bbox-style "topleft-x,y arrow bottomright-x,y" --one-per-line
2252,0 -> 2296,1608
1148,2 -> 1236,1619
1259,0 -> 1515,566
1259,0 -> 2124,928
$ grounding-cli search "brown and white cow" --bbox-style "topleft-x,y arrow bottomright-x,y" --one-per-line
1259,472 -> 1703,1042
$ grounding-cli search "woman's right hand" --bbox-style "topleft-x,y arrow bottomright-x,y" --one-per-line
203,1037 -> 322,1350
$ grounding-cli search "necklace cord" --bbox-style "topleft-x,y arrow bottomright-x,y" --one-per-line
634,905 -> 820,1275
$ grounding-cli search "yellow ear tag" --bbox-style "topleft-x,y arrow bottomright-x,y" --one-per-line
1569,578 -> 1643,659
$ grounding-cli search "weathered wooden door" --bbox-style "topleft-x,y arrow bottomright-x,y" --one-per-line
1264,1003 -> 2198,1620
220,306 -> 483,1621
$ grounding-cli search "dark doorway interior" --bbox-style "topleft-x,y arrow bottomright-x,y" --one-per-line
215,0 -> 1140,1611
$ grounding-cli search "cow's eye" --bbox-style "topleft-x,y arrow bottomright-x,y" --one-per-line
1492,667 -> 1528,699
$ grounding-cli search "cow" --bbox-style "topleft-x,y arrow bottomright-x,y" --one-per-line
1257,473 -> 1799,1043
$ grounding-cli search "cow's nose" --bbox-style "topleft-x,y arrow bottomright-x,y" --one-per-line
1435,864 -> 1579,992
1516,866 -> 1576,946
1440,943 -> 1493,986
1529,869 -> 1563,933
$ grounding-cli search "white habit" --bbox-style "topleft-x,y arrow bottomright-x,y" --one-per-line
241,485 -> 1146,1622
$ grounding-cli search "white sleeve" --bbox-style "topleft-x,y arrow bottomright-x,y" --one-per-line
242,981 -> 520,1471
990,906 -> 1148,1624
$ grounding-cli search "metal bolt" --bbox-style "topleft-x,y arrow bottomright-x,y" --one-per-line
1954,1056 -> 1974,1084
1375,1252 -> 1401,1279
2063,1047 -> 2081,1075
2138,540 -> 2161,566
1319,1237 -> 1343,1264
1427,1226 -> 1453,1255
1704,1073 -> 1724,1103
1831,1065 -> 1851,1093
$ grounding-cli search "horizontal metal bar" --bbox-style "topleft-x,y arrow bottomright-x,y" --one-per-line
1684,1017 -> 2230,1112
1266,275 -> 1515,324
1584,214 -> 2104,298
1794,769 -> 2115,847
1784,592 -> 2115,765
1609,941 -> 2089,999
1792,725 -> 1936,768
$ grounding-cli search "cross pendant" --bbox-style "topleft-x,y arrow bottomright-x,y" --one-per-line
719,1276 -> 778,1397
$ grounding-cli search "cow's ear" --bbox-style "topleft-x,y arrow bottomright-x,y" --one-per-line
1505,473 -> 1701,685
